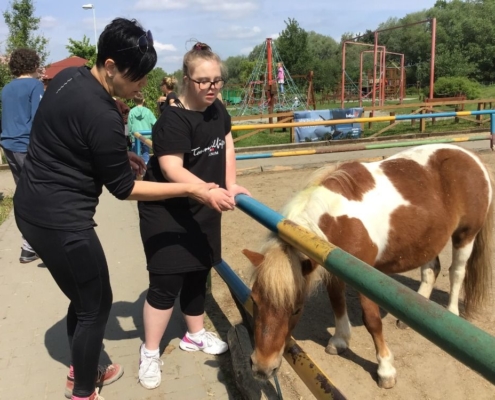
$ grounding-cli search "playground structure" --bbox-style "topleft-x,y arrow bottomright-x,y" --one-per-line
340,18 -> 437,108
363,50 -> 405,105
235,38 -> 313,116
338,42 -> 406,107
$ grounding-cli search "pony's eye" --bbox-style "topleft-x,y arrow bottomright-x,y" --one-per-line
292,308 -> 301,316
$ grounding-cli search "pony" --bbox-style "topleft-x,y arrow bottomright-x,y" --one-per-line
242,144 -> 493,389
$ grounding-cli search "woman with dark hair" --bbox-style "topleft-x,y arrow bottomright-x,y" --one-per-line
13,18 -> 224,400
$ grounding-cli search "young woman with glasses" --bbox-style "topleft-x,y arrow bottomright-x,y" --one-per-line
137,42 -> 250,390
13,19 -> 221,400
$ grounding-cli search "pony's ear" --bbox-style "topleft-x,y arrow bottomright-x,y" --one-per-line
242,249 -> 265,267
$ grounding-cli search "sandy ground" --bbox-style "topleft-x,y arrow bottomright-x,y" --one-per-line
213,152 -> 495,400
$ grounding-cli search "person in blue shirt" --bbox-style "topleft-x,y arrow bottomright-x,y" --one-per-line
0,48 -> 44,263
128,91 -> 156,165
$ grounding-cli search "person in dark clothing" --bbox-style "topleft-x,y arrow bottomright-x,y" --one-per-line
0,48 -> 44,263
13,19 -> 223,400
157,76 -> 178,113
137,42 -> 250,390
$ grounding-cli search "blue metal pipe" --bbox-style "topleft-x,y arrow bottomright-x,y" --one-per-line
215,260 -> 251,305
235,194 -> 283,233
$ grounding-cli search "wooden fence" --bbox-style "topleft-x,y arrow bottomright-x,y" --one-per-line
231,98 -> 495,143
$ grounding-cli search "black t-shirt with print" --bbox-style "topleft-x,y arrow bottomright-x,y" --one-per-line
138,99 -> 231,273
14,66 -> 135,231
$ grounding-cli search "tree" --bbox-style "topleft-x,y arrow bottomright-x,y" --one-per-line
224,55 -> 247,84
66,35 -> 96,67
307,31 -> 340,91
141,67 -> 167,117
276,18 -> 311,76
3,0 -> 49,64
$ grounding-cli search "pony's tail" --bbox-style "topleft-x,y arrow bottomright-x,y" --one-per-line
464,174 -> 494,316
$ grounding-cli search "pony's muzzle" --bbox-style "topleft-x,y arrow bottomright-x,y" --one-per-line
250,354 -> 279,380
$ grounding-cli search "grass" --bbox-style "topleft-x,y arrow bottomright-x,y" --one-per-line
233,128 -> 291,147
0,195 -> 13,225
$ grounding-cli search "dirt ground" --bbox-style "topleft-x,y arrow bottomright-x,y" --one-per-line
209,152 -> 495,400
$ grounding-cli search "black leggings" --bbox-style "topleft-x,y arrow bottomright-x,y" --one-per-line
147,270 -> 210,314
15,214 -> 112,398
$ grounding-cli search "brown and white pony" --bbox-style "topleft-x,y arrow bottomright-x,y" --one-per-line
243,144 -> 493,389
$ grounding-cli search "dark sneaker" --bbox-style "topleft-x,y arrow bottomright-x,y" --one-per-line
65,364 -> 124,398
19,249 -> 39,264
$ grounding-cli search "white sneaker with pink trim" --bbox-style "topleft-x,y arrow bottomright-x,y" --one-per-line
179,330 -> 228,355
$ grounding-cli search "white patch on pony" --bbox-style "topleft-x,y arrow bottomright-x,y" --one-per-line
327,312 -> 351,352
376,351 -> 397,386
388,144 -> 492,200
284,161 -> 410,261
447,240 -> 474,315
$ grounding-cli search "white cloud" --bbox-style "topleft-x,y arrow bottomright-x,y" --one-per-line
240,47 -> 253,55
269,33 -> 280,40
134,0 -> 186,10
153,41 -> 177,52
40,16 -> 58,29
216,26 -> 262,40
134,0 -> 259,17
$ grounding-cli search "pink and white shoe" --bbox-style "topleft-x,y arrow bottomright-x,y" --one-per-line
179,330 -> 228,355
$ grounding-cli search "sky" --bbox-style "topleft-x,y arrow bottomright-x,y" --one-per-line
0,0 -> 438,73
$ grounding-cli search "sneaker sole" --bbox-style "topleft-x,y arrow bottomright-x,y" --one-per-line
179,341 -> 228,355
138,378 -> 161,390
19,258 -> 39,263
179,341 -> 199,352
101,366 -> 124,386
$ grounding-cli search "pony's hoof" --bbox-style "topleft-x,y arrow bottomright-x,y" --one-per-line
325,343 -> 347,355
396,319 -> 409,330
378,375 -> 396,389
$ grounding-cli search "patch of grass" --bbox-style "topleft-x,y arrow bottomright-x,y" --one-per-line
233,128 -> 291,147
0,195 -> 13,225
364,118 -> 486,137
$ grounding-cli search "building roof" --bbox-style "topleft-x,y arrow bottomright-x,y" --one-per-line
43,56 -> 89,80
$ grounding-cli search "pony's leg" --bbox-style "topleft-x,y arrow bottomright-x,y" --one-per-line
447,241 -> 474,315
325,276 -> 351,355
397,257 -> 441,329
360,294 -> 396,389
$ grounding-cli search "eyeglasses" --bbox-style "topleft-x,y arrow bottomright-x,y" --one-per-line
117,30 -> 154,54
188,77 -> 225,90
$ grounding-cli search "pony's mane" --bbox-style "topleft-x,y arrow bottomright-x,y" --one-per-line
250,235 -> 327,310
305,163 -> 357,193
280,163 -> 357,233
251,163 -> 360,311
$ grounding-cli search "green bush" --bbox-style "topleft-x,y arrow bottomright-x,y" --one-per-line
434,77 -> 481,99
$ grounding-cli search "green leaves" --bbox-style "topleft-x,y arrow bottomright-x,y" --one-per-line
3,0 -> 49,64
66,35 -> 96,66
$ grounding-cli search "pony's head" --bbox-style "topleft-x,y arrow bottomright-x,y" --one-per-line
242,237 -> 323,380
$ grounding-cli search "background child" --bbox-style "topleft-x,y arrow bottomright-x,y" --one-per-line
128,92 -> 156,165
277,62 -> 285,94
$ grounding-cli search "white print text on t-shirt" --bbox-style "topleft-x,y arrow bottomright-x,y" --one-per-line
192,137 -> 226,157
